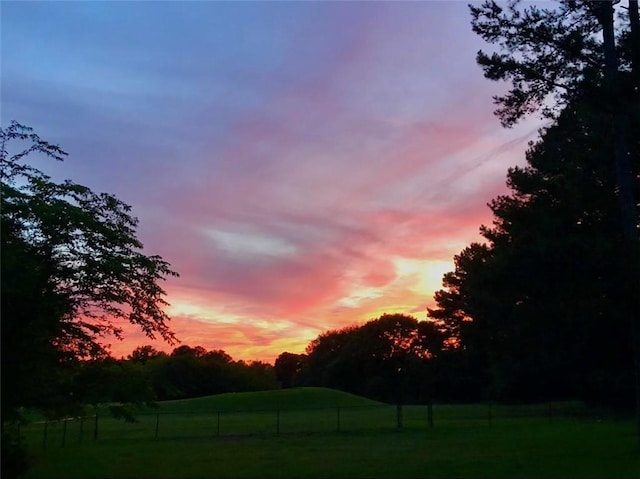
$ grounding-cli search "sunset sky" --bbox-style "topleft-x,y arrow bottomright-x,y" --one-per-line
2,1 -> 543,363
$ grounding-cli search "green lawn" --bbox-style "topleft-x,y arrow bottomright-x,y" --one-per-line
153,386 -> 384,413
20,388 -> 640,479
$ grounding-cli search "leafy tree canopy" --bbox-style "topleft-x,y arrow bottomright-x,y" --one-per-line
1,121 -> 179,417
428,83 -> 639,403
470,0 -> 638,127
274,352 -> 306,388
301,314 -> 449,403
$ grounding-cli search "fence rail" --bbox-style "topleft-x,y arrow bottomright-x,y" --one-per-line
23,401 -> 598,449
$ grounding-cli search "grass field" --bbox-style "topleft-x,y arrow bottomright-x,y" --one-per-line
21,388 -> 640,479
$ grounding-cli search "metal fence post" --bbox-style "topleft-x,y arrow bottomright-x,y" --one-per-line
42,421 -> 48,450
61,420 -> 67,447
155,413 -> 160,438
488,401 -> 493,426
79,416 -> 84,443
276,408 -> 280,434
428,401 -> 434,429
396,404 -> 403,429
336,407 -> 341,432
216,411 -> 220,437
93,414 -> 98,441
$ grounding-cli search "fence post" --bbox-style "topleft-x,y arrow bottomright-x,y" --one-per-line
548,402 -> 553,424
276,408 -> 280,435
42,421 -> 48,450
488,401 -> 493,426
93,413 -> 99,441
427,401 -> 434,429
396,404 -> 403,429
336,407 -> 341,432
79,416 -> 84,443
155,413 -> 160,438
216,411 -> 220,437
61,420 -> 67,447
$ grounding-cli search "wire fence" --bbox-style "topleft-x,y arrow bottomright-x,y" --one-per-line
23,401 -> 600,449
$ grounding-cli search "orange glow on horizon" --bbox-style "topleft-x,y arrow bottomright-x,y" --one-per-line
105,257 -> 456,364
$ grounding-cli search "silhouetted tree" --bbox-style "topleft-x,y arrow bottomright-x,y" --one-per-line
142,345 -> 277,400
469,0 -> 639,433
171,345 -> 208,358
128,345 -> 165,364
1,122 -> 178,477
274,352 -> 306,388
230,360 -> 279,392
302,314 -> 448,403
429,84 -> 638,404
71,358 -> 156,421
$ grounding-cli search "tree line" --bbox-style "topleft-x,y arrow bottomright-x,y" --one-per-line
69,345 -> 278,417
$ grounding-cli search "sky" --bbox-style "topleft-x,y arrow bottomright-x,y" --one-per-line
1,0 -> 543,363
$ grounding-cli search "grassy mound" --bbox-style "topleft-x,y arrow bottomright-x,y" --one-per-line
151,387 -> 384,413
